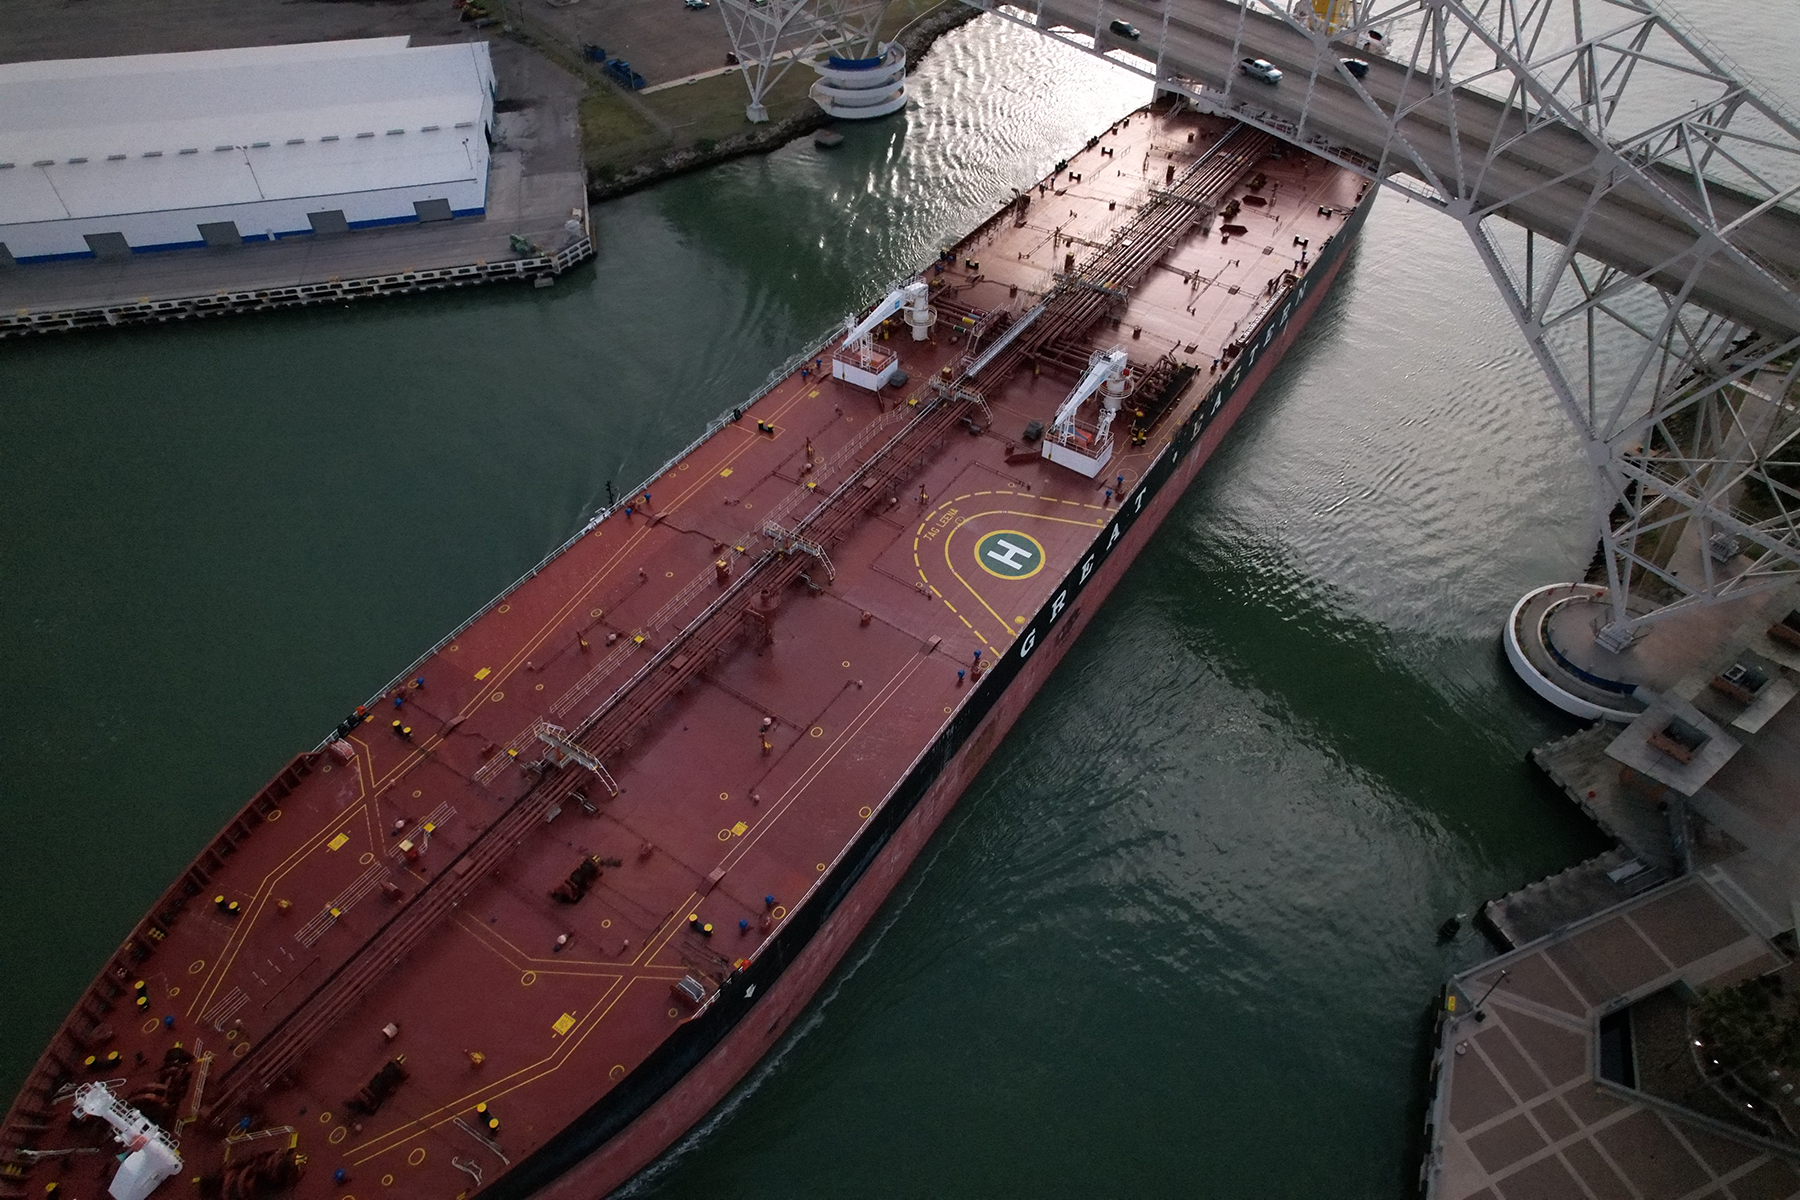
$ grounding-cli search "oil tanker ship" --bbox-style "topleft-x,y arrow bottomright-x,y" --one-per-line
1,103 -> 1371,1200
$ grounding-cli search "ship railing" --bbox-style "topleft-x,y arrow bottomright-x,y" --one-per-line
549,638 -> 641,719
319,323 -> 843,753
198,301 -> 974,1117
753,637 -> 974,978
759,404 -> 910,536
318,261 -> 972,747
685,146 -> 1297,970
222,1125 -> 296,1162
832,342 -> 899,371
645,565 -> 725,633
570,380 -> 967,746
821,404 -> 909,475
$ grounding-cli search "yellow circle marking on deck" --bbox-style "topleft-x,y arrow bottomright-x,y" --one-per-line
167,986 -> 179,998
265,809 -> 282,822
413,789 -> 422,798
842,660 -> 851,668
668,1008 -> 680,1018
535,683 -> 544,691
233,1042 -> 249,1059
360,853 -> 375,865
601,919 -> 612,929
226,1030 -> 238,1042
972,529 -> 1047,580
449,644 -> 459,652
497,604 -> 510,614
521,971 -> 537,987
815,862 -> 826,872
329,1127 -> 347,1145
935,509 -> 1096,650
408,1149 -> 426,1168
490,692 -> 505,702
142,1018 -> 161,1034
809,726 -> 823,738
188,959 -> 206,975
320,1112 -> 333,1124
720,791 -> 730,800
590,608 -> 604,618
381,1174 -> 394,1187
679,461 -> 690,470
858,806 -> 872,819
718,830 -> 732,842
666,571 -> 675,578
610,1064 -> 626,1079
321,765 -> 331,774
943,706 -> 952,714
772,905 -> 787,919
743,502 -> 754,509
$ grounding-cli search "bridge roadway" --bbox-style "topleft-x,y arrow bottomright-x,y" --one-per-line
977,0 -> 1800,340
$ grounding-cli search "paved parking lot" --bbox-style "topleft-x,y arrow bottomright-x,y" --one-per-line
1,0 -> 473,61
526,0 -> 738,86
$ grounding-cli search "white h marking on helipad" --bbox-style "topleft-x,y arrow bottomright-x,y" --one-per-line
985,537 -> 1036,572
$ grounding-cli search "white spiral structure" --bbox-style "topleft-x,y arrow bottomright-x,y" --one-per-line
808,42 -> 907,119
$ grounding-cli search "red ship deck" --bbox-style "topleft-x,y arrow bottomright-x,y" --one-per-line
2,104 -> 1366,1200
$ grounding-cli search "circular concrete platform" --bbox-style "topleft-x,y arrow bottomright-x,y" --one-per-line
1504,582 -> 1648,720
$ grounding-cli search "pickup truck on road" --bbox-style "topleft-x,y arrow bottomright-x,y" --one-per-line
1239,57 -> 1282,83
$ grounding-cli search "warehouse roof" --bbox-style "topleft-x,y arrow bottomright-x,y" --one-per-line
0,38 -> 493,225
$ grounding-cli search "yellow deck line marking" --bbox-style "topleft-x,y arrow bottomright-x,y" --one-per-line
366,512 -> 671,789
185,800 -> 368,1019
369,376 -> 837,795
455,912 -> 649,972
639,892 -> 700,968
453,915 -> 683,980
720,653 -> 931,873
362,652 -> 937,1143
350,733 -> 378,794
346,974 -> 638,1165
225,373 -> 935,1135
939,507 -> 1102,649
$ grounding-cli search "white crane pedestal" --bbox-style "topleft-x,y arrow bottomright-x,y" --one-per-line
1042,348 -> 1134,477
831,281 -> 935,392
70,1083 -> 182,1200
830,346 -> 900,390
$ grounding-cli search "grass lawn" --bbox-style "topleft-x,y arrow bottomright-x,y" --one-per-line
577,0 -> 962,179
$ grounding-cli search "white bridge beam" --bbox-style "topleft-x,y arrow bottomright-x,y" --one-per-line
965,0 -> 1800,640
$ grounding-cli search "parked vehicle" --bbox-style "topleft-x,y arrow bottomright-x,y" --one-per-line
1341,57 -> 1369,78
1239,57 -> 1282,83
685,0 -> 709,9
1109,19 -> 1141,39
604,57 -> 647,89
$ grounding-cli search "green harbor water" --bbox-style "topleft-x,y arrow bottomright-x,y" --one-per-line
2,7 -> 1792,1194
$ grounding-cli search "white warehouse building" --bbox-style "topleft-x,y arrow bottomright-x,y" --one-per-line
0,38 -> 495,264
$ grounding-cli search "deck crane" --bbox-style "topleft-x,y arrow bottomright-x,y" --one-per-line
1041,348 -> 1132,477
829,280 -> 934,391
69,1083 -> 182,1200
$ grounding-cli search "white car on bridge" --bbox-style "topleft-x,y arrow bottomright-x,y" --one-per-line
1239,57 -> 1282,84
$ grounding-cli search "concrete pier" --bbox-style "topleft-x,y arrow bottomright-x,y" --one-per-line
1423,877 -> 1797,1199
1426,582 -> 1800,1198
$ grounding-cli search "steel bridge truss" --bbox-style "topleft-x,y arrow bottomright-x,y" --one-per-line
716,0 -> 895,121
967,0 -> 1800,642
